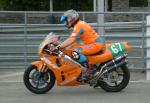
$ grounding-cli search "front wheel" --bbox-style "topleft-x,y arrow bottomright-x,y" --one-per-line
98,64 -> 130,92
23,65 -> 56,94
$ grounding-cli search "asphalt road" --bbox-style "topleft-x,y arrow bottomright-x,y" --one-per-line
0,82 -> 150,103
0,70 -> 150,103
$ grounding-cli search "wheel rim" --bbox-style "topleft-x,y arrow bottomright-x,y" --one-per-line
29,68 -> 51,89
102,67 -> 124,87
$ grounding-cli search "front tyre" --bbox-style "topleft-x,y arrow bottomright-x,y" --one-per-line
99,64 -> 130,92
23,65 -> 55,94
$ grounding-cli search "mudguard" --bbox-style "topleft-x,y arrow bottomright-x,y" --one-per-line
31,61 -> 44,71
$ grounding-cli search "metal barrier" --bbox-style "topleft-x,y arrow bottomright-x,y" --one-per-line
0,11 -> 150,70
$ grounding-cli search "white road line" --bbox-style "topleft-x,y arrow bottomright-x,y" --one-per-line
0,72 -> 23,79
130,80 -> 150,83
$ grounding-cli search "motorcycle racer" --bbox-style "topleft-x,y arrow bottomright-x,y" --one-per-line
59,10 -> 105,78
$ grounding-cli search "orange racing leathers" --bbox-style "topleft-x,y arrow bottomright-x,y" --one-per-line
60,20 -> 104,56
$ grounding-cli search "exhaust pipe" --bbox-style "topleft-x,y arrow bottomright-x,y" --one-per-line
103,54 -> 127,70
94,54 -> 127,80
104,53 -> 127,68
101,59 -> 127,75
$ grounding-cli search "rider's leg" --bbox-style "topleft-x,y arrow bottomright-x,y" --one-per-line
72,51 -> 87,65
72,51 -> 94,78
77,42 -> 103,55
74,42 -> 103,77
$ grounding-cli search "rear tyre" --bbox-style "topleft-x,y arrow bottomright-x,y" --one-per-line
23,65 -> 55,94
99,64 -> 130,92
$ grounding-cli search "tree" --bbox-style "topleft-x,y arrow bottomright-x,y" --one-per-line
0,0 -> 49,11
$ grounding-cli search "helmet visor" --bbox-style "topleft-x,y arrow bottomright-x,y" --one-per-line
60,16 -> 67,24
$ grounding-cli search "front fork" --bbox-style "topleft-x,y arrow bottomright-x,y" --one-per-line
38,64 -> 47,78
31,61 -> 47,78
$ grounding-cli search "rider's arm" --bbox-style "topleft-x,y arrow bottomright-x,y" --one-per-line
59,33 -> 78,48
60,23 -> 84,48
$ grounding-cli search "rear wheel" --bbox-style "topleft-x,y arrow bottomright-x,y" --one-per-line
23,65 -> 55,94
98,64 -> 130,92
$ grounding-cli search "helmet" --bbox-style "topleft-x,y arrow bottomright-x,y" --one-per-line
60,10 -> 79,28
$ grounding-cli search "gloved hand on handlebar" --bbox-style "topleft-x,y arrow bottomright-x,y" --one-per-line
48,44 -> 60,51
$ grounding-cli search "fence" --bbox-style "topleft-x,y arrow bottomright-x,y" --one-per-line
0,11 -> 149,71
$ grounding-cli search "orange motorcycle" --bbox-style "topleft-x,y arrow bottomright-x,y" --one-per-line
23,32 -> 130,94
